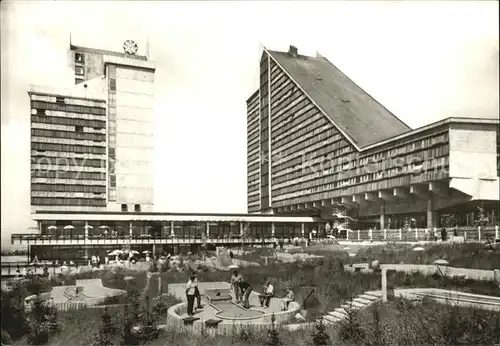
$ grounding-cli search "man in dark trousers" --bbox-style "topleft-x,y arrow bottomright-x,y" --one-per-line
239,280 -> 253,309
192,272 -> 203,309
185,274 -> 196,316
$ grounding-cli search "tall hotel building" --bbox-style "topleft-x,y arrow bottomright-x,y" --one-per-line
247,46 -> 500,230
30,41 -> 156,214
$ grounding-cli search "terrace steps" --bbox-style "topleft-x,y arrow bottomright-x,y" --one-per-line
321,290 -> 382,325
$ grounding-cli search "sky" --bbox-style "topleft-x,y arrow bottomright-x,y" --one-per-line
1,1 -> 498,246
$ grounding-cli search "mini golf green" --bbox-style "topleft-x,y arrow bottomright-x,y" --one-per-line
212,302 -> 265,319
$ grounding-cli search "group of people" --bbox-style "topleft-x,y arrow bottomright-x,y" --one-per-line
185,269 -> 296,316
230,269 -> 253,309
231,270 -> 295,311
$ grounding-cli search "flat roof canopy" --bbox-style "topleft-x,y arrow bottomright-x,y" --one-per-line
32,211 -> 323,223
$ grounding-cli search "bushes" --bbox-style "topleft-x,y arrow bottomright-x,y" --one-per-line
310,317 -> 330,345
26,299 -> 60,345
93,307 -> 117,346
266,314 -> 281,346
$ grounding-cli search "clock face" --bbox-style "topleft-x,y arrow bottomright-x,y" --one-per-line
123,40 -> 138,55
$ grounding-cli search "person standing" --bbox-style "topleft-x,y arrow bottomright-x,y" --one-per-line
231,270 -> 243,304
441,227 -> 447,241
192,273 -> 203,309
185,274 -> 196,316
239,280 -> 253,309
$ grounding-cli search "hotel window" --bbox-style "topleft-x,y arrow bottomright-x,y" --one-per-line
75,78 -> 84,85
75,66 -> 84,76
110,175 -> 116,188
75,53 -> 84,63
134,204 -> 141,212
121,204 -> 128,212
56,96 -> 65,104
75,125 -> 84,132
36,109 -> 46,116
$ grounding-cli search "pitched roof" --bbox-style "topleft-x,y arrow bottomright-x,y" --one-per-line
266,49 -> 411,148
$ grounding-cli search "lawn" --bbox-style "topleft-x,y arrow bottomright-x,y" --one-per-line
3,242 -> 500,345
303,242 -> 500,270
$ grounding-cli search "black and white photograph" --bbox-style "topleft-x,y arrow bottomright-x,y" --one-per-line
1,1 -> 499,345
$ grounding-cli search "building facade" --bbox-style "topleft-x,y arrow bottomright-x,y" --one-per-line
247,46 -> 500,230
29,41 -> 156,214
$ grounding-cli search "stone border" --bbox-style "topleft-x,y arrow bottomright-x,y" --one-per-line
167,300 -> 301,334
211,302 -> 267,321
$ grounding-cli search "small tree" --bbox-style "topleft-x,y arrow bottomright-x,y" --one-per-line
121,304 -> 138,346
474,203 -> 489,227
266,314 -> 281,346
311,317 -> 330,345
338,305 -> 365,344
26,298 -> 59,345
94,306 -> 116,346
137,297 -> 160,343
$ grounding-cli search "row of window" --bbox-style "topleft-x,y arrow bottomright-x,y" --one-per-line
270,84 -> 302,115
271,93 -> 309,127
31,156 -> 105,168
271,86 -> 304,118
248,194 -> 260,204
275,127 -> 338,160
31,128 -> 106,142
272,145 -> 449,190
31,183 -> 106,193
32,169 -> 105,181
272,135 -> 351,174
272,99 -> 315,138
272,158 -> 449,197
248,129 -> 260,144
31,197 -> 106,206
32,142 -> 106,154
31,101 -> 106,116
33,109 -> 105,122
248,111 -> 260,127
359,132 -> 449,164
270,71 -> 292,100
272,111 -> 326,149
363,126 -> 448,156
32,115 -> 106,129
272,168 -> 449,205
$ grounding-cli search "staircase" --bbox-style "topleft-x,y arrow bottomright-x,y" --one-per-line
321,291 -> 381,325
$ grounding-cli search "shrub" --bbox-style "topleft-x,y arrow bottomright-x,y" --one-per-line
1,288 -> 29,341
93,306 -> 117,346
310,317 -> 330,345
337,305 -> 364,344
26,298 -> 60,345
1,328 -> 13,345
266,314 -> 281,346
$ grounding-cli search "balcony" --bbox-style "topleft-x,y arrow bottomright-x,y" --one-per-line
10,233 -> 263,246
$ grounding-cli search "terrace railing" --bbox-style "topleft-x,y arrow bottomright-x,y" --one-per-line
10,226 -> 499,246
346,226 -> 499,242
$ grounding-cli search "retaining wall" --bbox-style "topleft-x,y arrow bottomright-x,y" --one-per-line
166,300 -> 301,335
